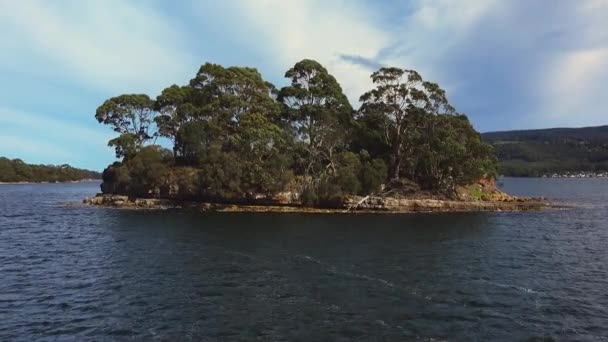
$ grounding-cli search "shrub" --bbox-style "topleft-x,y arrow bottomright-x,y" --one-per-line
359,152 -> 387,194
125,146 -> 173,197
300,187 -> 318,207
100,162 -> 130,194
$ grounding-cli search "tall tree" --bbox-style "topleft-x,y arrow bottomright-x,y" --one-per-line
188,63 -> 282,142
358,68 -> 454,181
95,94 -> 156,159
154,85 -> 196,151
278,59 -> 353,179
187,63 -> 292,197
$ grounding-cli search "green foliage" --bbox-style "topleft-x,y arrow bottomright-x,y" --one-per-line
407,115 -> 497,190
278,59 -> 353,182
467,185 -> 484,201
197,146 -> 244,200
299,151 -> 388,206
300,187 -> 318,207
126,146 -> 173,197
315,178 -> 346,208
100,146 -> 172,197
359,151 -> 388,194
154,85 -> 196,148
358,68 -> 455,181
357,68 -> 496,192
174,120 -> 209,166
95,94 -> 156,158
0,157 -> 100,183
100,162 -> 130,194
334,152 -> 362,195
108,133 -> 139,160
169,167 -> 200,199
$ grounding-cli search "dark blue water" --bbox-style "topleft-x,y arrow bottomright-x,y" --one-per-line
1,179 -> 607,341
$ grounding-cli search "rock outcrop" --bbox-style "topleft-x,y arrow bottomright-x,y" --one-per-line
83,192 -> 551,213
83,194 -> 174,209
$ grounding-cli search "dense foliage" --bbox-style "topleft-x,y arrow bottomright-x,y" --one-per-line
483,126 -> 608,176
0,157 -> 100,183
96,60 -> 497,205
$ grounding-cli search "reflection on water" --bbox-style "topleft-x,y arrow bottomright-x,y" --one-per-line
1,179 -> 607,340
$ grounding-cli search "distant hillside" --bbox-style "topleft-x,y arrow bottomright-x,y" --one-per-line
0,157 -> 101,183
482,125 -> 608,177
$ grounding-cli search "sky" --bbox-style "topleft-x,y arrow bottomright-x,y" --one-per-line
0,0 -> 607,171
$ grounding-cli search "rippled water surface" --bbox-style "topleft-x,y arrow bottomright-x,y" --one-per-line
1,179 -> 607,341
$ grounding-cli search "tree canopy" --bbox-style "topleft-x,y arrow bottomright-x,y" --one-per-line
94,59 -> 497,205
278,59 -> 354,186
357,68 -> 455,181
95,94 -> 156,159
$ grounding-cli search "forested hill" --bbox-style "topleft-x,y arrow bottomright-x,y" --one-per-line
482,125 -> 608,177
0,157 -> 101,183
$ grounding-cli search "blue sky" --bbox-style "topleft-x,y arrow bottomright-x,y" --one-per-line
1,0 -> 607,171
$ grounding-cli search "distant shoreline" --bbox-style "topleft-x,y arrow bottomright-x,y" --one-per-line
0,179 -> 101,185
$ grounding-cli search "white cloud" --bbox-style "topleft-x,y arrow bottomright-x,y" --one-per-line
407,0 -> 498,33
539,47 -> 608,126
204,0 -> 390,105
535,3 -> 608,127
381,0 -> 501,89
0,107 -> 112,143
0,0 -> 196,96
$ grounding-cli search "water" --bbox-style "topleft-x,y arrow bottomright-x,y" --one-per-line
1,179 -> 607,341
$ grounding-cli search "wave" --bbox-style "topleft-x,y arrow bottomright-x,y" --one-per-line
481,280 -> 539,294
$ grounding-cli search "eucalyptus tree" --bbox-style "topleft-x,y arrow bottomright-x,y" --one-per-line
278,59 -> 353,179
95,94 -> 156,159
411,114 -> 497,190
187,63 -> 292,197
154,85 -> 196,154
358,68 -> 454,181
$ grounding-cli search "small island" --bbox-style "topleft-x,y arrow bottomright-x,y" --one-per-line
84,60 -> 548,213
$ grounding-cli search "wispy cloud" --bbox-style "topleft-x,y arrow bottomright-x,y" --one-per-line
338,55 -> 383,72
0,0 -> 202,169
0,0 -> 197,95
366,0 -> 608,130
201,0 -> 389,104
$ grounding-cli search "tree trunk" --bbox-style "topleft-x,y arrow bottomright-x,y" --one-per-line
389,143 -> 402,181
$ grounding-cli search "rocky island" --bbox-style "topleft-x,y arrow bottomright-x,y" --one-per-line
84,60 -> 550,213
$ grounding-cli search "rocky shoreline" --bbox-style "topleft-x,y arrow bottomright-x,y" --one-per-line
82,193 -> 554,214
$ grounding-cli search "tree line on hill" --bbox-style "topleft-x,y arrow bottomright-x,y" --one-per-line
482,126 -> 608,177
96,59 -> 497,206
0,157 -> 100,183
